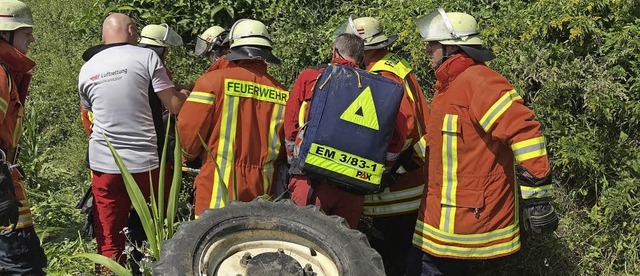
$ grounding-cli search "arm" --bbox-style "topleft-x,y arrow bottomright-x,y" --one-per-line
157,87 -> 188,114
283,69 -> 316,163
469,75 -> 556,233
468,76 -> 550,178
176,76 -> 216,161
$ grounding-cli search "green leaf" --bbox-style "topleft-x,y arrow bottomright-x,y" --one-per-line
103,133 -> 159,259
69,253 -> 132,276
167,124 -> 183,238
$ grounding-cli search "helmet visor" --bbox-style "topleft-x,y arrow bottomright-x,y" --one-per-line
415,8 -> 457,41
194,35 -> 210,56
333,15 -> 362,38
161,23 -> 183,46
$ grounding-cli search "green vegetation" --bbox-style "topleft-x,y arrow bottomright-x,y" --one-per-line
21,0 -> 639,274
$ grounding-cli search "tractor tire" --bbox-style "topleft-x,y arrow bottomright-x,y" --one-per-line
153,198 -> 384,276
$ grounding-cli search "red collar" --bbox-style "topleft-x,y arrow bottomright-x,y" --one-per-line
433,53 -> 476,91
0,40 -> 35,74
331,56 -> 358,68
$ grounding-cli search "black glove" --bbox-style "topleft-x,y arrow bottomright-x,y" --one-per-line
0,164 -> 21,230
523,202 -> 558,234
380,171 -> 400,190
516,165 -> 558,234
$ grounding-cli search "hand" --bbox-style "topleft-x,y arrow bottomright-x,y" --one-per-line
381,172 -> 400,189
523,202 -> 558,234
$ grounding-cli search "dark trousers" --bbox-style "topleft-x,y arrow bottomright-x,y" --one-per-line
0,226 -> 47,275
407,247 -> 472,276
369,212 -> 417,275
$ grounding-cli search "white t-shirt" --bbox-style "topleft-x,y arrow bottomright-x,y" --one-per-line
78,44 -> 174,173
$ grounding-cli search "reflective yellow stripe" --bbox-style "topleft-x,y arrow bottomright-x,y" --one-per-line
263,104 -> 285,195
364,184 -> 424,204
413,136 -> 427,160
305,143 -> 383,185
404,80 -> 415,102
3,201 -> 33,230
479,89 -> 522,132
440,114 -> 458,232
369,53 -> 412,79
13,107 -> 23,145
364,197 -> 421,216
1,63 -> 11,91
412,230 -> 520,258
511,136 -> 547,162
210,95 -> 240,209
415,219 -> 519,245
224,79 -> 289,105
520,184 -> 553,199
187,91 -> 215,105
0,63 -> 10,115
0,97 -> 6,115
87,110 -> 94,123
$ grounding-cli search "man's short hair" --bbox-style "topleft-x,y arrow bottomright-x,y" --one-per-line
334,33 -> 364,63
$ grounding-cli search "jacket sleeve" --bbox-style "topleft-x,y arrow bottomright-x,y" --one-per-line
468,76 -> 551,179
283,69 -> 317,163
177,75 -> 216,161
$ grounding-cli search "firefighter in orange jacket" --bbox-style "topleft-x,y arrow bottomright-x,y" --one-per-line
337,16 -> 430,274
0,1 -> 47,273
408,8 -> 559,276
178,19 -> 287,217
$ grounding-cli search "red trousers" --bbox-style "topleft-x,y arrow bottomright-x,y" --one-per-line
91,168 -> 171,266
289,175 -> 364,229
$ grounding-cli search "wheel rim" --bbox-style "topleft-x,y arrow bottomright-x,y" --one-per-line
197,229 -> 340,276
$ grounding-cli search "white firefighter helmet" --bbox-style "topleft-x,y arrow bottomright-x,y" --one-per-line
415,8 -> 495,62
138,23 -> 183,47
194,26 -> 229,56
0,0 -> 34,31
226,19 -> 273,49
415,8 -> 482,45
335,16 -> 397,50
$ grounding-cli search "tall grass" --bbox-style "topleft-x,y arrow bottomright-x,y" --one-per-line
73,119 -> 182,275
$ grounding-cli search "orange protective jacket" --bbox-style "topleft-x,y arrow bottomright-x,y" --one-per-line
413,54 -> 551,259
0,39 -> 36,230
363,49 -> 430,217
178,58 -> 287,216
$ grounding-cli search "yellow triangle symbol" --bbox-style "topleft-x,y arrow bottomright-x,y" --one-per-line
339,86 -> 379,130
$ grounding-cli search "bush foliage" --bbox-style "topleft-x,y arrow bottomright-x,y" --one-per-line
22,0 -> 639,274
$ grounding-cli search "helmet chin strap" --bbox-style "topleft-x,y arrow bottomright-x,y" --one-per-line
0,31 -> 14,45
440,44 -> 461,65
